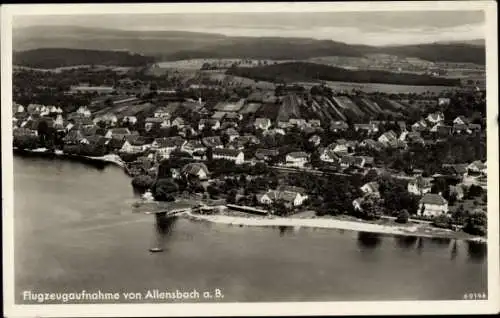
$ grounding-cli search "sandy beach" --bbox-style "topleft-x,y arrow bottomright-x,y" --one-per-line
185,211 -> 487,243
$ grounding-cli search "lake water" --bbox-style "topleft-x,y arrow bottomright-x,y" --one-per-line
13,155 -> 487,303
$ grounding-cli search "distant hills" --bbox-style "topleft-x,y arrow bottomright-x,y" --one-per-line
13,48 -> 155,69
226,62 -> 461,87
13,26 -> 486,67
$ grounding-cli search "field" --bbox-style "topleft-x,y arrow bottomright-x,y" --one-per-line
93,102 -> 156,117
324,80 -> 459,94
256,103 -> 280,119
277,94 -> 302,122
214,99 -> 245,112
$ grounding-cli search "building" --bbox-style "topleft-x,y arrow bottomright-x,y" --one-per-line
467,160 -> 487,176
340,156 -> 367,169
320,148 -> 340,163
453,116 -> 470,125
76,106 -> 91,118
377,130 -> 398,147
254,118 -> 272,130
360,139 -> 384,152
182,140 -> 207,155
360,181 -> 380,197
152,136 -> 187,159
408,176 -> 433,196
123,116 -> 138,125
255,148 -> 280,162
171,117 -> 186,128
411,119 -> 428,132
418,193 -> 448,217
452,123 -> 469,134
256,188 -> 308,207
438,98 -> 451,106
181,163 -> 210,180
354,123 -> 379,134
145,117 -> 166,131
105,128 -> 132,140
120,136 -> 151,154
426,112 -> 445,124
224,128 -> 240,142
202,136 -> 223,149
308,135 -> 321,147
212,148 -> 245,164
198,119 -> 220,131
330,121 -> 349,132
285,152 -> 310,168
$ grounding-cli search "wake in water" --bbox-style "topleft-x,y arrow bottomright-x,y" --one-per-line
150,214 -> 178,253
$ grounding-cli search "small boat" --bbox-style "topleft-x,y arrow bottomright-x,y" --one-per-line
149,247 -> 163,253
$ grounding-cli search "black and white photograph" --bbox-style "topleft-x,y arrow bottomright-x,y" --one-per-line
2,2 -> 499,316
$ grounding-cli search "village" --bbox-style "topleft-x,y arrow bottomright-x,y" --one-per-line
11,66 -> 488,239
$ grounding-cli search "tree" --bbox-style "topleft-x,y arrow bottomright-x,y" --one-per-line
153,178 -> 179,201
396,209 -> 410,224
463,211 -> 487,236
132,174 -> 155,189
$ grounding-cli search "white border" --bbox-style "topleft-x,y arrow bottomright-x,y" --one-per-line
2,2 -> 499,317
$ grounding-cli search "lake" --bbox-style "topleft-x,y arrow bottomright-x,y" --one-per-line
13,155 -> 487,303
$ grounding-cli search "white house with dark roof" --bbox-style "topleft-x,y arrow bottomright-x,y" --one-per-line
453,116 -> 470,125
426,112 -> 445,124
152,136 -> 187,159
285,152 -> 310,168
198,119 -> 220,131
360,181 -> 380,197
181,163 -> 210,180
418,193 -> 448,217
408,176 -> 433,196
212,148 -> 245,164
256,188 -> 308,207
254,118 -> 272,130
320,148 -> 339,163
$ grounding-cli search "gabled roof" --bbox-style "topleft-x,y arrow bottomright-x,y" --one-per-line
154,136 -> 186,148
181,162 -> 209,176
213,148 -> 243,157
107,128 -> 131,135
420,193 -> 447,205
255,148 -> 279,159
361,181 -> 379,193
202,136 -> 223,148
286,151 -> 309,159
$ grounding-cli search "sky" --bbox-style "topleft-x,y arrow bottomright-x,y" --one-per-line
13,11 -> 485,46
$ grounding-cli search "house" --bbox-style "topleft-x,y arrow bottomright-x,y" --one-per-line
308,135 -> 321,147
120,136 -> 151,154
467,160 -> 487,175
340,156 -> 367,169
181,163 -> 209,180
255,148 -> 280,162
352,197 -> 364,212
13,127 -> 38,137
468,123 -> 481,134
360,139 -> 384,152
105,138 -> 126,152
211,111 -> 227,121
63,129 -> 85,145
407,176 -> 433,196
15,104 -> 25,113
198,119 -> 220,131
289,118 -> 307,128
223,128 -> 240,142
154,106 -> 175,119
123,116 -> 138,125
105,128 -> 131,140
223,112 -> 242,122
438,98 -> 451,106
411,119 -> 428,132
202,136 -> 223,149
152,136 -> 187,159
212,148 -> 245,164
452,123 -> 469,134
94,113 -> 118,125
145,117 -> 165,131
285,152 -> 310,168
449,184 -> 467,200
182,140 -> 207,154
453,116 -> 470,125
76,106 -> 92,118
360,182 -> 380,197
277,121 -> 292,129
377,130 -> 398,147
330,120 -> 349,132
426,112 -> 445,124
263,128 -> 286,136
80,135 -> 107,147
256,188 -> 308,207
319,148 -> 340,163
254,118 -> 272,130
53,114 -> 65,130
442,163 -> 469,179
418,193 -> 448,217
354,123 -> 379,134
308,119 -> 321,128
171,117 -> 186,128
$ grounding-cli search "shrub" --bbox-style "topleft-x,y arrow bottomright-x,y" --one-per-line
395,209 -> 410,224
131,174 -> 155,189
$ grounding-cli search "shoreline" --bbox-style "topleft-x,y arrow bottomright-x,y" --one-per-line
184,211 -> 487,243
13,147 -> 129,171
